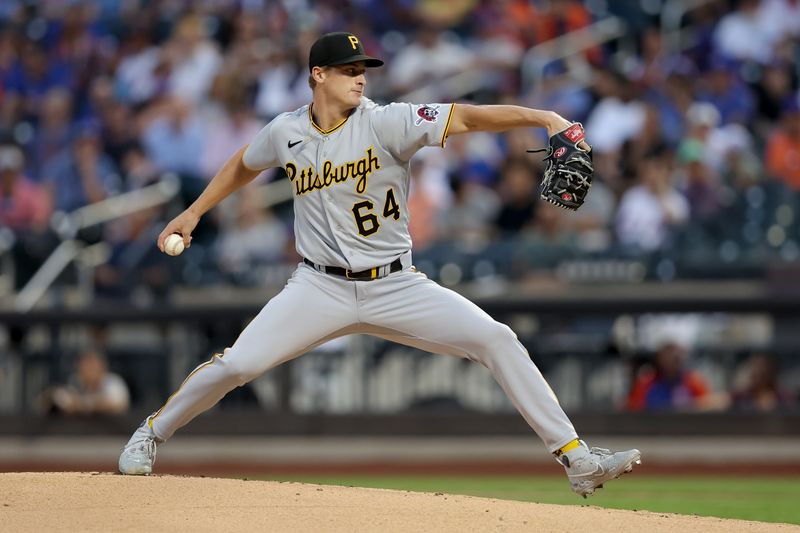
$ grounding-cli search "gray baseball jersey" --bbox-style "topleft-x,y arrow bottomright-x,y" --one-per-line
242,97 -> 454,271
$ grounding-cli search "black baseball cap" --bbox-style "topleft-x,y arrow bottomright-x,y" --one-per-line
308,32 -> 384,72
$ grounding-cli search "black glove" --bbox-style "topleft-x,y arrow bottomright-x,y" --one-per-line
528,123 -> 593,211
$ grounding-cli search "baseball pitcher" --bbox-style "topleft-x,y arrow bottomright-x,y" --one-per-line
119,32 -> 640,497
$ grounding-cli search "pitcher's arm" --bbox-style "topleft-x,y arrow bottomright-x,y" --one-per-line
157,145 -> 261,251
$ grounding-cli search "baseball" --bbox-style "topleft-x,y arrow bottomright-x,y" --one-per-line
164,234 -> 185,256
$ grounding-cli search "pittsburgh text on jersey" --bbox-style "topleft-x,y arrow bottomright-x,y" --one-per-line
285,147 -> 381,196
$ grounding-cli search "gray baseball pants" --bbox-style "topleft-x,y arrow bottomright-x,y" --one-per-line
150,260 -> 579,452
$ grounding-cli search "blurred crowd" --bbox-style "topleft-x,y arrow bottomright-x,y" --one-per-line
0,0 -> 799,296
1,1 -> 799,419
27,338 -> 797,417
627,344 -> 797,412
40,346 -> 130,416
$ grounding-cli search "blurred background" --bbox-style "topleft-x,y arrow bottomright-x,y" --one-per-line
0,0 -> 799,514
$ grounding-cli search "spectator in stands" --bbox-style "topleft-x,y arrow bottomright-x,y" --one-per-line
0,144 -> 51,231
477,0 -> 540,50
616,147 -> 689,252
630,26 -> 696,89
253,41 -> 311,120
114,24 -> 163,105
411,0 -> 474,27
585,69 -> 647,155
96,100 -> 140,176
713,0 -> 776,63
766,94 -> 800,189
439,175 -> 500,249
693,106 -> 756,176
676,139 -> 721,221
42,120 -> 120,213
224,11 -> 268,74
678,101 -> 759,194
41,348 -> 130,416
216,189 -> 289,284
139,95 -> 218,243
387,24 -> 475,97
757,0 -> 800,44
450,129 -> 505,188
81,75 -> 117,127
2,39 -> 72,126
494,158 -> 538,235
0,143 -> 56,288
94,146 -> 169,301
466,17 -> 526,96
160,14 -> 223,105
28,88 -> 74,179
521,202 -> 577,269
201,87 -> 262,181
696,55 -> 756,127
95,210 -> 172,302
118,142 -> 160,191
407,153 -> 452,252
644,69 -> 696,147
50,3 -> 111,91
568,175 -> 616,252
627,341 -> 712,411
621,103 -> 669,174
533,0 -> 601,64
722,139 -> 762,191
679,103 -> 721,163
729,353 -> 795,412
524,60 -> 593,124
0,27 -> 19,128
141,96 -> 206,182
753,61 -> 795,126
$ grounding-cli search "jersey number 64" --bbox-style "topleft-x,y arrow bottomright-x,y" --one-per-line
351,187 -> 400,237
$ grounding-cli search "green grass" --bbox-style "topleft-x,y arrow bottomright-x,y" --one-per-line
250,475 -> 800,525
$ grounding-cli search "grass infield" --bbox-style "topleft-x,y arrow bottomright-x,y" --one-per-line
253,475 -> 800,525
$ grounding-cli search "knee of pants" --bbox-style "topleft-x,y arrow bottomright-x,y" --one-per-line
217,347 -> 262,386
470,322 -> 519,363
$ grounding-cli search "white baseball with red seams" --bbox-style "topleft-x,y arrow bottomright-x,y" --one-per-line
139,96 -> 580,454
163,234 -> 185,256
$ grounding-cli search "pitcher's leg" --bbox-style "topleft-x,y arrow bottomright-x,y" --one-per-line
150,266 -> 355,440
363,271 -> 577,452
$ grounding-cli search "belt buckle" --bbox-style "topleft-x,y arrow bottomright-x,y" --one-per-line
346,267 -> 378,280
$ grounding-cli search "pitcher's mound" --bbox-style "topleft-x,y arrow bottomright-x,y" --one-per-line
0,472 -> 795,532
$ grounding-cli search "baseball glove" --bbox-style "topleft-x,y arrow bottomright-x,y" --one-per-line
527,123 -> 593,211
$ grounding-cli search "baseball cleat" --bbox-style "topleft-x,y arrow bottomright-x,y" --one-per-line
118,418 -> 160,475
557,442 -> 641,498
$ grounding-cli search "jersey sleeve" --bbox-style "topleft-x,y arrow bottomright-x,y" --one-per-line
242,120 -> 280,171
371,102 -> 456,160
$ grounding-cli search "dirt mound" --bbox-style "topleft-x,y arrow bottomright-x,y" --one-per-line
0,472 -> 796,532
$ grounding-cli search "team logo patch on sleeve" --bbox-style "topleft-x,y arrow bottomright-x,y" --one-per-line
415,104 -> 440,125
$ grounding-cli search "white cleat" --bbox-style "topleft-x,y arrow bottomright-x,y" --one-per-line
118,419 -> 160,475
558,442 -> 642,498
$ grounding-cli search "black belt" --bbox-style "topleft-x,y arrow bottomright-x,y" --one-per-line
303,257 -> 403,281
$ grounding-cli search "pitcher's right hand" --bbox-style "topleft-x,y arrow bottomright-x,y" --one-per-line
158,210 -> 199,252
